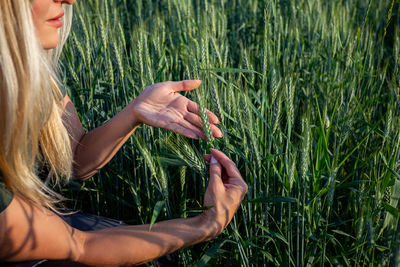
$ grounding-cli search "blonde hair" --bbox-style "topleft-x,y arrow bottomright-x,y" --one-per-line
0,0 -> 73,211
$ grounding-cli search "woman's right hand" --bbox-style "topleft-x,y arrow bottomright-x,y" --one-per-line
201,149 -> 248,236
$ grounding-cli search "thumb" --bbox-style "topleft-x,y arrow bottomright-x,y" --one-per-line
170,80 -> 202,92
208,156 -> 224,190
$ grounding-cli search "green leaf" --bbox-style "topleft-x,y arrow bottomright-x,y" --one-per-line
375,245 -> 389,252
257,224 -> 289,245
149,200 -> 165,231
260,250 -> 279,265
157,156 -> 186,166
382,201 -> 399,217
196,239 -> 227,267
331,229 -> 355,239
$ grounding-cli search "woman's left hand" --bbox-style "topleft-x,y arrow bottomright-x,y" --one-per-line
131,80 -> 223,139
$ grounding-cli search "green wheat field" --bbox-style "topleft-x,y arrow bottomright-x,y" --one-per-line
60,0 -> 400,266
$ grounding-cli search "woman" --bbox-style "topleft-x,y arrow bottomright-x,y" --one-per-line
0,0 -> 248,266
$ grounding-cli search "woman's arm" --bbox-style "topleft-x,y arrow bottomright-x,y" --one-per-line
63,94 -> 141,180
0,193 -> 214,265
65,80 -> 223,180
0,149 -> 247,266
78,214 -> 216,266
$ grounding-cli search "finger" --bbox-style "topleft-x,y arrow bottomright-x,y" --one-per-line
210,124 -> 223,138
168,80 -> 202,92
166,123 -> 199,139
210,149 -> 242,178
187,100 -> 220,124
177,120 -> 207,140
183,112 -> 203,128
203,154 -> 211,162
184,113 -> 223,138
209,156 -> 224,190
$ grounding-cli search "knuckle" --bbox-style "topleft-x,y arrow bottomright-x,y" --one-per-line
183,112 -> 191,120
228,162 -> 238,171
163,81 -> 173,88
171,116 -> 180,124
243,184 -> 248,194
221,158 -> 233,166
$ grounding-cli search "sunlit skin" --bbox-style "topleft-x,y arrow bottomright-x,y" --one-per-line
31,0 -> 76,49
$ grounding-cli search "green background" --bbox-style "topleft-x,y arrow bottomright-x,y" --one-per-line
60,0 -> 400,265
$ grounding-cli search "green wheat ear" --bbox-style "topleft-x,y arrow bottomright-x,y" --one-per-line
195,84 -> 214,151
166,134 -> 206,175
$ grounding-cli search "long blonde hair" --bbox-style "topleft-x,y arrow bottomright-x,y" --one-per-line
0,0 -> 73,211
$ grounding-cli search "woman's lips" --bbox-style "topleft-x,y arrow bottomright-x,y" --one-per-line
47,11 -> 64,28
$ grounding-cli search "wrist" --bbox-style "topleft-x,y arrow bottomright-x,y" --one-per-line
128,99 -> 143,128
194,212 -> 223,240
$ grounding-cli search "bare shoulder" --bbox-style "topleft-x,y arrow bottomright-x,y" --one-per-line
0,194 -> 85,262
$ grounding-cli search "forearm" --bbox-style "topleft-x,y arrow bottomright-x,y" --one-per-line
0,195 -> 219,266
79,215 -> 219,266
73,101 -> 141,180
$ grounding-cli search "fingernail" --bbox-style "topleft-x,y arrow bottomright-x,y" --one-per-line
211,156 -> 218,164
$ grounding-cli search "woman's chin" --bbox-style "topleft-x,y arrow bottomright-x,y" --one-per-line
42,43 -> 59,50
40,37 -> 59,50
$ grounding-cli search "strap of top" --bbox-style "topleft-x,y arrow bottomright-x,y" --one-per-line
0,174 -> 13,213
